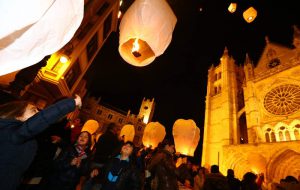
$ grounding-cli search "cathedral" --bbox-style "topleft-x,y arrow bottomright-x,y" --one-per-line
202,26 -> 300,184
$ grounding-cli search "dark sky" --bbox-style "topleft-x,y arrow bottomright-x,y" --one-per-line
84,0 -> 300,160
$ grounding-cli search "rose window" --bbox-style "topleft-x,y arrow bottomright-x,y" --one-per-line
264,84 -> 300,115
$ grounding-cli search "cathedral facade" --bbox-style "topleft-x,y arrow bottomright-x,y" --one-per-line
202,26 -> 300,184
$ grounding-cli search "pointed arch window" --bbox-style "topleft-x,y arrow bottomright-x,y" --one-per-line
265,133 -> 270,142
270,132 -> 276,142
295,129 -> 300,140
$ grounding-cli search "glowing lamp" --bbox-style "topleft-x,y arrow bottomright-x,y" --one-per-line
120,124 -> 135,142
119,0 -> 177,67
173,119 -> 200,156
142,122 -> 166,149
243,7 -> 257,23
0,0 -> 84,76
60,55 -> 69,64
82,120 -> 100,135
228,3 -> 237,13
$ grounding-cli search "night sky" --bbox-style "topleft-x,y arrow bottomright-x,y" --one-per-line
84,0 -> 300,160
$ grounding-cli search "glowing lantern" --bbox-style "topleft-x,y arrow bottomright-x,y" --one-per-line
0,0 -> 84,76
82,120 -> 100,135
142,122 -> 166,149
173,119 -> 200,156
228,3 -> 237,13
243,7 -> 257,23
119,0 -> 177,67
120,124 -> 135,142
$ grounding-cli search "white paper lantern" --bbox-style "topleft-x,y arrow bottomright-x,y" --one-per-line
228,3 -> 237,13
142,122 -> 166,149
120,124 -> 135,142
82,120 -> 100,135
119,0 -> 177,67
173,119 -> 200,156
0,0 -> 84,76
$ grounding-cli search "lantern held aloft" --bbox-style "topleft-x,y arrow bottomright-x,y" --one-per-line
173,119 -> 200,156
0,0 -> 84,76
243,7 -> 257,23
120,124 -> 135,142
82,120 -> 100,135
142,122 -> 166,149
119,0 -> 177,67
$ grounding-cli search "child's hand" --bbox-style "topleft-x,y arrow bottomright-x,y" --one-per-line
90,169 -> 99,178
74,94 -> 82,108
71,157 -> 81,167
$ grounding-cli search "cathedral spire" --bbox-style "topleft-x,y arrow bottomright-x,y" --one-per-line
265,36 -> 270,44
293,25 -> 300,47
244,53 -> 252,65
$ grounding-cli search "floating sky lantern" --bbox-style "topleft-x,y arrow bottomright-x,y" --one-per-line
243,7 -> 257,23
120,124 -> 135,142
142,122 -> 166,149
228,3 -> 237,13
173,119 -> 200,156
118,0 -> 177,67
0,0 -> 84,76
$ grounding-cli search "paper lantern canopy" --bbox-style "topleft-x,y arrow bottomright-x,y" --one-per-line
243,7 -> 257,23
82,120 -> 100,135
0,0 -> 84,76
173,119 -> 200,156
120,124 -> 135,142
142,122 -> 166,149
119,0 -> 177,67
228,3 -> 237,13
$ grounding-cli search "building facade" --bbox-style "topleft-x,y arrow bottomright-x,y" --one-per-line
80,96 -> 155,146
202,26 -> 300,184
18,0 -> 120,110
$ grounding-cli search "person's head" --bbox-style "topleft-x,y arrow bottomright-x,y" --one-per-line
76,131 -> 92,149
0,101 -> 39,121
210,165 -> 219,173
242,172 -> 257,183
159,139 -> 175,154
121,141 -> 135,157
227,169 -> 235,178
285,176 -> 298,183
107,122 -> 120,135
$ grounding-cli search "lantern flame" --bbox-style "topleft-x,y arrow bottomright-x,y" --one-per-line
132,38 -> 141,57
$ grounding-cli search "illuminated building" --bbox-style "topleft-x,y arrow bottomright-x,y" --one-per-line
17,0 -> 120,109
80,96 -> 155,146
202,26 -> 300,183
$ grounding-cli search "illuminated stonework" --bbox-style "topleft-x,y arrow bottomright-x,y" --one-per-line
264,84 -> 300,115
202,32 -> 300,186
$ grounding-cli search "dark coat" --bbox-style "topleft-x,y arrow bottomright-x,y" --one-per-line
42,145 -> 91,190
203,173 -> 230,190
0,98 -> 75,190
102,156 -> 141,190
147,149 -> 179,190
93,130 -> 121,164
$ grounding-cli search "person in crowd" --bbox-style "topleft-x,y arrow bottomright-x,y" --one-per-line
0,95 -> 81,190
86,141 -> 141,190
178,159 -> 194,186
241,172 -> 259,190
41,131 -> 92,190
202,165 -> 230,190
93,122 -> 122,167
193,167 -> 206,190
227,169 -> 241,190
147,139 -> 179,190
66,118 -> 83,144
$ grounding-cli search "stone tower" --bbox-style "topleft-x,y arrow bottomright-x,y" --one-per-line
138,97 -> 155,124
202,47 -> 240,167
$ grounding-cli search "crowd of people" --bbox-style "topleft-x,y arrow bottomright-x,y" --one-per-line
0,95 -> 300,190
